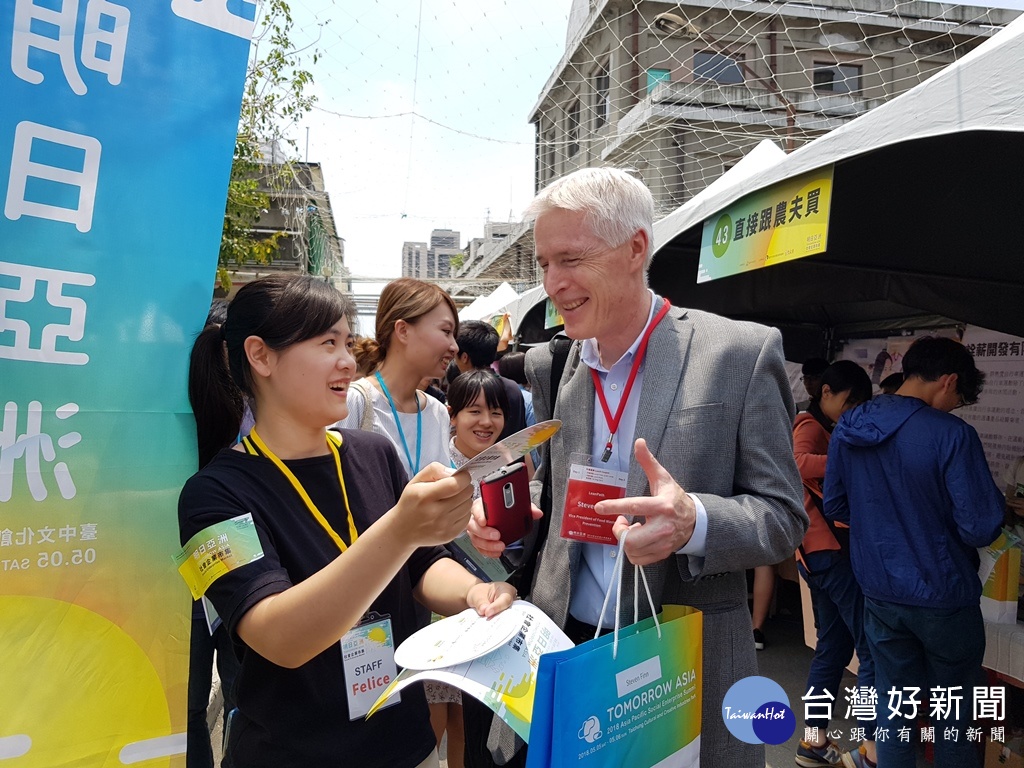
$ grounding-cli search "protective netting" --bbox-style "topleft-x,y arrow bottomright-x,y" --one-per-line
529,0 -> 1012,219
267,1 -> 1018,294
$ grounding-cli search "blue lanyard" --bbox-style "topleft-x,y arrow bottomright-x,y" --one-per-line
374,371 -> 422,475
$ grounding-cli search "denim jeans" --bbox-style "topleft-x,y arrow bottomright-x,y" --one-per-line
799,556 -> 876,735
864,598 -> 985,768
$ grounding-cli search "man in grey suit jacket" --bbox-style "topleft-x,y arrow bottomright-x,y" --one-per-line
469,167 -> 807,767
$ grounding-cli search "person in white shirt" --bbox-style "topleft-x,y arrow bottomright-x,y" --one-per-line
339,278 -> 458,477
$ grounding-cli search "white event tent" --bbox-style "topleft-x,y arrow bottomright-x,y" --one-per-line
649,13 -> 1024,355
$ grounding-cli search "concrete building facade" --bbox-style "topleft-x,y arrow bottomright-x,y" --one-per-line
402,241 -> 428,278
452,0 -> 1014,291
402,229 -> 465,280
222,160 -> 346,295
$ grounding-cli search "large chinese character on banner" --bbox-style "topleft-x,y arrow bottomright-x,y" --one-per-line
0,1 -> 252,765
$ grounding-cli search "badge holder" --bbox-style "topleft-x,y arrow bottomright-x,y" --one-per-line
560,452 -> 627,545
341,611 -> 399,720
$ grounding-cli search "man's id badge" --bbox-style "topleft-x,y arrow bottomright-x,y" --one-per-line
560,453 -> 627,545
341,612 -> 399,720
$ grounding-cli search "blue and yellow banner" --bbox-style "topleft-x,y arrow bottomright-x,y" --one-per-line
0,1 -> 251,765
544,298 -> 563,330
698,166 -> 834,283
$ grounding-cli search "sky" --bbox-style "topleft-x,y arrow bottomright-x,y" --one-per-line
274,0 -> 1024,287
279,0 -> 577,283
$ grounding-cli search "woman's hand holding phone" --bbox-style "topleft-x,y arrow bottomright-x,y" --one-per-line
479,462 -> 532,544
394,462 -> 474,547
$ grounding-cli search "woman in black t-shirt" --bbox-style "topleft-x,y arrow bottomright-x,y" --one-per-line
179,274 -> 515,768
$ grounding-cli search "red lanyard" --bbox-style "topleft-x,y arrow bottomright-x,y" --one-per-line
590,299 -> 671,462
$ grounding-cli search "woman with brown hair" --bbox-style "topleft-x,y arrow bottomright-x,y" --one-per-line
339,278 -> 459,478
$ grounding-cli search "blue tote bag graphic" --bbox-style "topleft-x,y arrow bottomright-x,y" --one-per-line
527,533 -> 703,768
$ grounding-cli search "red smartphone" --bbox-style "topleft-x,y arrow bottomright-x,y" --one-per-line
480,462 -> 532,544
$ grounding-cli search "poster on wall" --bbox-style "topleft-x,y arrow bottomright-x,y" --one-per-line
837,330 -> 959,390
839,327 -> 1024,487
0,2 -> 251,766
958,327 -> 1024,487
836,337 -> 894,386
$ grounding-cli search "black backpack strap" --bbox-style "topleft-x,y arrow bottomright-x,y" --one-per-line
508,334 -> 573,594
541,335 -> 573,512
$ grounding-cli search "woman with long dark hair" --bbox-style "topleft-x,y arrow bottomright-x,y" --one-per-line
180,274 -> 514,768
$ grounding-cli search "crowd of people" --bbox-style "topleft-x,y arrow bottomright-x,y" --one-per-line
751,338 -> 1006,768
180,167 -> 1008,768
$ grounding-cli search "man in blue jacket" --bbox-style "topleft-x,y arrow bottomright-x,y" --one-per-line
824,336 -> 1004,768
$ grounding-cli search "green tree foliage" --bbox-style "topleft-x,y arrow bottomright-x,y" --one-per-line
218,0 -> 319,292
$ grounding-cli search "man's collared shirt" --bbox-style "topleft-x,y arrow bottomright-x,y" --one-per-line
569,291 -> 707,628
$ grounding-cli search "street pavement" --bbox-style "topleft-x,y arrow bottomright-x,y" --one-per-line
757,579 -> 931,768
756,583 -> 862,768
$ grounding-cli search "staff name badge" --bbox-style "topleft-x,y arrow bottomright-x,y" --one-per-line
560,454 -> 627,545
342,613 -> 399,720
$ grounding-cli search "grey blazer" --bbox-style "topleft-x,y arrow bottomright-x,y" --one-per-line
490,298 -> 807,767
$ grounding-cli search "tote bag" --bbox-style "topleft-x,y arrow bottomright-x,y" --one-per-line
527,532 -> 702,768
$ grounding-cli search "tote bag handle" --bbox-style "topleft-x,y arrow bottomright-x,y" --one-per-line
593,528 -> 662,659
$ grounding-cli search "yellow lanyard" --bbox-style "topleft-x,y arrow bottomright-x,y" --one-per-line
242,429 -> 358,553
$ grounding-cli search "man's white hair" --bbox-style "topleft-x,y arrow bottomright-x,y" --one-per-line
524,166 -> 655,267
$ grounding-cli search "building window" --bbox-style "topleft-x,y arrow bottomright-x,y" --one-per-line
593,61 -> 610,130
813,62 -> 861,93
646,67 -> 671,94
567,99 -> 581,158
692,51 -> 744,85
